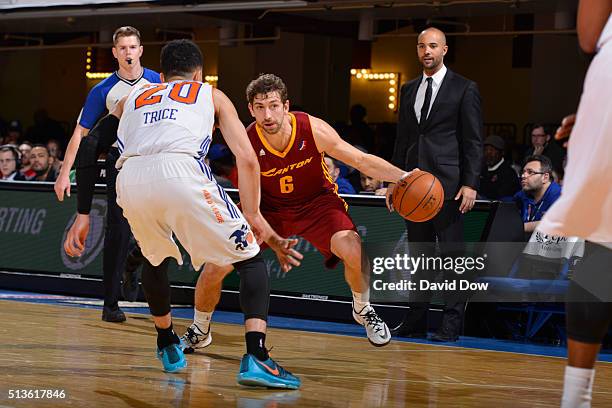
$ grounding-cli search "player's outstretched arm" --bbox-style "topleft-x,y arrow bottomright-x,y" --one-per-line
55,124 -> 89,201
310,115 -> 407,183
213,89 -> 267,237
63,99 -> 126,257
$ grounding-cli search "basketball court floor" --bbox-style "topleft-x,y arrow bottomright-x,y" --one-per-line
1,291 -> 612,407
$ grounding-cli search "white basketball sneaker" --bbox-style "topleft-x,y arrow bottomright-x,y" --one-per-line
180,323 -> 212,354
352,303 -> 391,347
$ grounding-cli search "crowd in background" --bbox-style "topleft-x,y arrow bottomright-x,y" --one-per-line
0,104 -> 566,227
0,112 -> 66,182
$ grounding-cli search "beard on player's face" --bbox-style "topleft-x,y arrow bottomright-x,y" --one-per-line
259,116 -> 283,134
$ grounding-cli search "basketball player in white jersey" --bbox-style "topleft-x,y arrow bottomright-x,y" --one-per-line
537,1 -> 612,407
68,39 -> 302,388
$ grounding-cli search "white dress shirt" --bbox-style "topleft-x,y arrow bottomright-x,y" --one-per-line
414,64 -> 448,123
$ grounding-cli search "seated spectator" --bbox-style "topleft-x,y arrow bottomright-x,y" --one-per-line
47,138 -> 63,173
28,144 -> 57,182
479,135 -> 520,200
524,124 -> 565,176
4,120 -> 22,145
324,156 -> 356,194
513,155 -> 561,239
17,142 -> 36,179
0,145 -> 21,181
359,173 -> 383,194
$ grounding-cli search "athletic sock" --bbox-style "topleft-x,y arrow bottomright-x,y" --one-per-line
156,324 -> 180,350
561,365 -> 595,408
194,309 -> 212,332
246,331 -> 269,361
352,290 -> 370,312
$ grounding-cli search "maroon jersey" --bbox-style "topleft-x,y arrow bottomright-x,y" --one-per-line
246,111 -> 340,212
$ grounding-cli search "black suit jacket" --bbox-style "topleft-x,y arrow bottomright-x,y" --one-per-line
392,69 -> 483,199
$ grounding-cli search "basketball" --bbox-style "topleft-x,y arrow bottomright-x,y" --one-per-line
392,170 -> 444,222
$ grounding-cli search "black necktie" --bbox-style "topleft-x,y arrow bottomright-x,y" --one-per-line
420,77 -> 433,125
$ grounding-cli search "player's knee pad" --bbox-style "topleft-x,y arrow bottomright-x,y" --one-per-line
235,253 -> 270,322
566,243 -> 612,343
141,258 -> 171,316
566,280 -> 612,344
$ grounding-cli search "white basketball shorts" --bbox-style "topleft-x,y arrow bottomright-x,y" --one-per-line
116,153 -> 259,270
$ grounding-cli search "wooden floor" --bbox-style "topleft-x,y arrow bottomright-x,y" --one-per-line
1,300 -> 611,407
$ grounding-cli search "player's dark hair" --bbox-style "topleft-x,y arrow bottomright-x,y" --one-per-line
160,39 -> 203,78
246,73 -> 288,104
113,26 -> 141,45
523,154 -> 554,181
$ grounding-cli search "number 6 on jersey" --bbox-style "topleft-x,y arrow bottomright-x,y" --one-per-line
280,176 -> 294,194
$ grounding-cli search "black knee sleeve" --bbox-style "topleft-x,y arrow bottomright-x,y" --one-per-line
141,258 -> 171,316
235,253 -> 270,322
566,280 -> 612,344
566,242 -> 612,343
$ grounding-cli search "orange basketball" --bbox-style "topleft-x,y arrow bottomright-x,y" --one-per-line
392,170 -> 444,222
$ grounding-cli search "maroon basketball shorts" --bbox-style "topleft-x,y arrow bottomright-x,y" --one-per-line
261,193 -> 356,269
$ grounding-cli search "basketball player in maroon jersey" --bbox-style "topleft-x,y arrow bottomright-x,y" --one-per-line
181,74 -> 410,350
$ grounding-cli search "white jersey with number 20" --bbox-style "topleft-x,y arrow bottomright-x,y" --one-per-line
117,80 -> 214,168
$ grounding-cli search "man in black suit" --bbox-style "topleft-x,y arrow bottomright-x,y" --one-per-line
387,27 -> 483,342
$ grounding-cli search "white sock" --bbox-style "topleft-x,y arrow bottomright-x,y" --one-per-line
352,290 -> 370,312
561,365 -> 595,408
194,309 -> 212,333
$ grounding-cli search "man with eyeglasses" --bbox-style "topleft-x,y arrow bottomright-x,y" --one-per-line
513,155 -> 561,239
524,124 -> 566,176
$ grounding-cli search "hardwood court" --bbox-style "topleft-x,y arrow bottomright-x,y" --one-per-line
1,300 -> 612,407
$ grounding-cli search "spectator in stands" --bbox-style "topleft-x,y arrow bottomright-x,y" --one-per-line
47,138 -> 63,159
346,104 -> 374,152
25,109 -> 67,147
513,155 -> 561,237
28,144 -> 57,182
0,145 -> 21,181
17,142 -> 36,179
524,124 -> 565,175
324,156 -> 356,194
47,138 -> 63,173
359,173 -> 383,193
4,120 -> 22,145
479,135 -> 520,200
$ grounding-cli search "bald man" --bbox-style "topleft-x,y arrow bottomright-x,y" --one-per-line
387,27 -> 483,342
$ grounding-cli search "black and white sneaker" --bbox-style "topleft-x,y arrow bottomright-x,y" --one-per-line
180,323 -> 212,354
352,303 -> 391,347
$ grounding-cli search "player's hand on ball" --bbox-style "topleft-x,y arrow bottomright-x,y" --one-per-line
384,184 -> 394,212
54,173 -> 71,201
386,169 -> 420,212
64,213 -> 90,257
268,236 -> 303,273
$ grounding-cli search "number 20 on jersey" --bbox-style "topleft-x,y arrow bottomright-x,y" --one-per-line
134,82 -> 202,109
